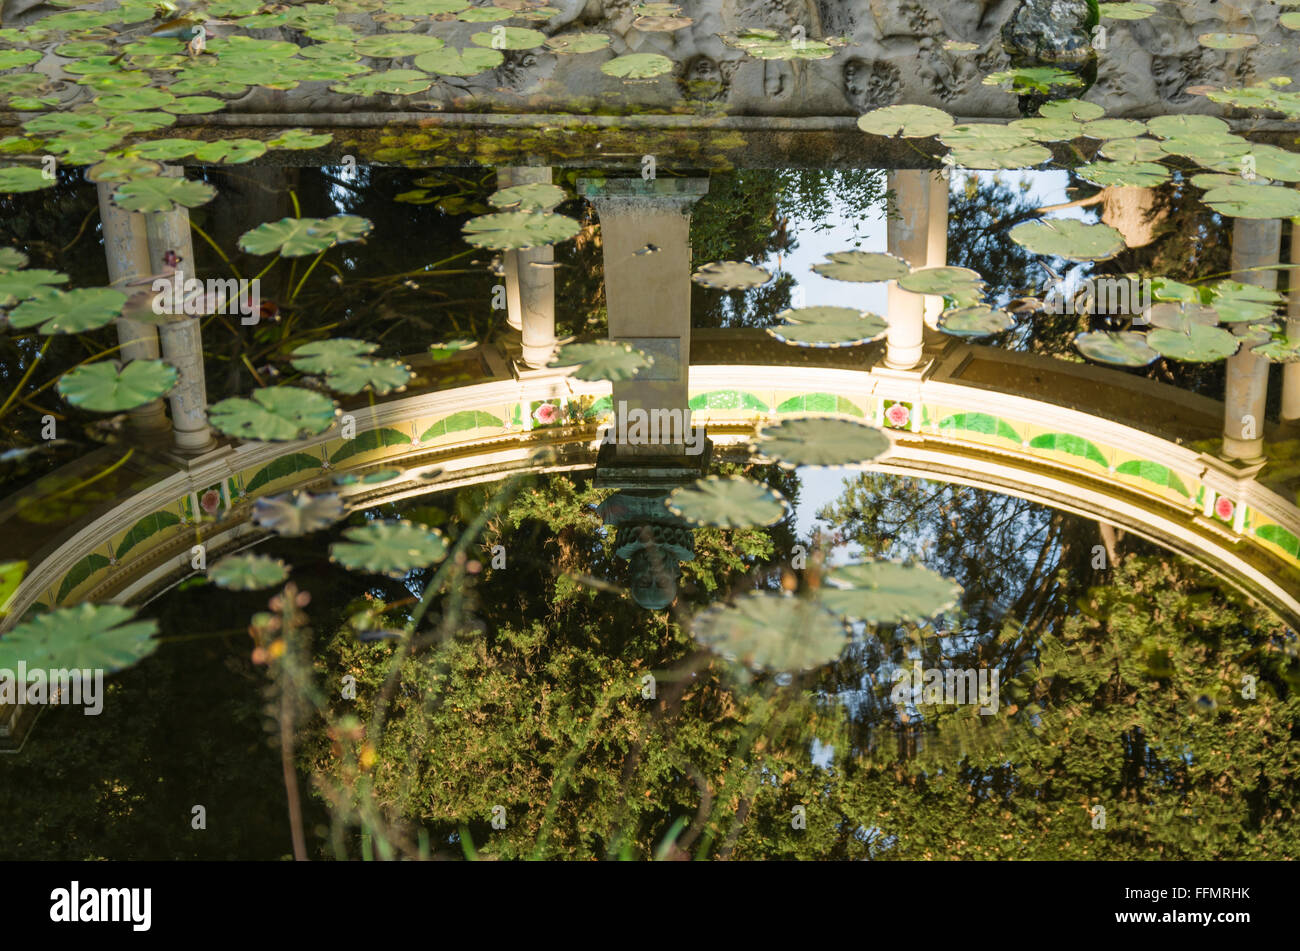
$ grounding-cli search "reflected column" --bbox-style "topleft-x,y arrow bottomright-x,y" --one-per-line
885,170 -> 931,369
923,171 -> 949,326
1222,218 -> 1280,462
498,167 -> 556,367
1283,217 -> 1300,424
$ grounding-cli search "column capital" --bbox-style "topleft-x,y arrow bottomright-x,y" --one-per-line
576,177 -> 710,216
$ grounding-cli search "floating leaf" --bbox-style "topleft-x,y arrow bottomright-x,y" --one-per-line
1252,336 -> 1300,362
330,69 -> 433,96
209,387 -> 338,441
1147,325 -> 1240,362
489,182 -> 565,212
429,339 -> 477,360
549,340 -> 653,381
111,176 -> 215,212
0,268 -> 67,307
7,287 -> 125,335
1098,137 -> 1165,163
600,53 -> 674,79
330,520 -> 448,577
355,33 -> 446,57
1158,135 -> 1251,165
209,553 -> 290,591
1144,115 -> 1231,139
57,359 -> 176,412
324,360 -> 412,395
753,416 -> 890,468
691,592 -> 847,672
897,266 -> 984,295
124,138 -> 202,161
692,260 -> 772,290
239,215 -> 372,257
0,166 -> 57,194
1008,116 -> 1083,141
938,306 -> 1015,338
192,138 -> 268,164
768,311 -> 887,348
545,33 -> 610,54
1197,32 -> 1258,50
85,155 -> 163,183
983,66 -> 1083,94
1099,2 -> 1156,19
470,27 -> 545,50
946,144 -> 1052,169
457,4 -> 513,20
819,561 -> 962,624
1077,161 -> 1169,187
856,104 -> 954,138
0,560 -> 24,617
1080,118 -> 1147,140
266,128 -> 334,150
1144,301 -> 1217,332
461,211 -> 580,250
290,338 -> 379,373
252,490 -> 346,536
0,248 -> 29,271
666,476 -> 787,528
1039,100 -> 1104,122
1074,330 -> 1159,367
0,603 -> 158,674
1202,184 -> 1300,219
412,46 -> 503,75
811,250 -> 909,282
1009,218 -> 1124,261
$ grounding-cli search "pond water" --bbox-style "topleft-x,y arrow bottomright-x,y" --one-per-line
1,0 -> 1299,861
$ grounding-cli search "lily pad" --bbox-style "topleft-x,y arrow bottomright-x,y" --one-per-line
470,27 -> 546,50
412,46 -> 503,75
0,603 -> 157,675
489,182 -> 565,212
1098,137 -> 1166,163
1147,325 -> 1240,362
600,53 -> 673,79
0,268 -> 67,307
937,306 -> 1015,338
85,156 -> 163,183
1252,336 -> 1300,362
1077,161 -> 1169,187
209,553 -> 290,591
1197,32 -> 1258,50
945,144 -> 1052,169
549,340 -> 654,381
57,359 -> 177,411
1202,184 -> 1300,219
330,520 -> 448,577
330,69 -> 433,96
192,138 -> 268,164
1074,330 -> 1159,367
768,311 -> 888,348
897,266 -> 985,295
753,416 -> 890,468
666,476 -> 787,528
462,211 -> 580,250
692,260 -> 772,291
1008,116 -> 1083,141
1098,2 -> 1156,19
1145,114 -> 1231,138
239,215 -> 372,257
290,338 -> 379,373
545,33 -> 611,54
208,387 -> 338,441
1009,218 -> 1125,261
355,33 -> 446,57
7,287 -> 126,335
266,129 -> 335,150
0,167 -> 57,194
856,104 -> 954,138
1039,100 -> 1104,122
1080,118 -> 1147,140
819,561 -> 963,624
252,490 -> 346,536
322,360 -> 412,396
691,592 -> 848,672
111,176 -> 215,212
811,250 -> 910,283
0,249 -> 28,271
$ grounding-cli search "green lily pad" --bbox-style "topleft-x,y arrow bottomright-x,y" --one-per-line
209,387 -> 338,441
1074,330 -> 1159,367
1008,116 -> 1083,141
1208,145 -> 1300,183
545,33 -> 610,54
470,27 -> 546,50
1149,277 -> 1200,303
983,66 -> 1083,94
330,69 -> 433,96
322,359 -> 412,395
252,490 -> 346,536
548,340 -> 654,381
1145,114 -> 1231,138
413,46 -> 503,75
429,339 -> 478,360
7,287 -> 125,335
811,250 -> 910,282
0,248 -> 28,271
897,266 -> 984,295
192,138 -> 268,164
57,359 -> 177,411
1147,324 -> 1240,362
84,156 -> 163,183
1143,301 -> 1218,332
691,592 -> 847,672
0,603 -> 157,675
1098,137 -> 1166,163
1098,2 -> 1156,19
94,88 -> 175,112
239,215 -> 372,257
940,123 -> 1032,150
937,306 -> 1015,338
666,476 -> 787,528
0,268 -> 67,307
946,144 -> 1052,169
124,138 -> 202,161
355,33 -> 446,57
457,5 -> 513,20
753,416 -> 890,468
1158,135 -> 1251,165
0,167 -> 56,194
209,553 -> 290,591
330,520 -> 448,577
0,50 -> 43,70
489,181 -> 565,212
1198,32 -> 1258,50
462,211 -> 580,250
819,561 -> 963,624
1080,118 -> 1147,140
692,260 -> 772,291
1009,218 -> 1125,261
111,176 -> 215,212
22,113 -> 107,136
722,31 -> 833,60
768,311 -> 888,348
1077,161 -> 1170,187
1202,183 -> 1300,219
856,104 -> 954,138
290,339 -> 379,373
0,560 -> 24,617
1039,100 -> 1105,121
266,128 -> 334,150
600,53 -> 674,79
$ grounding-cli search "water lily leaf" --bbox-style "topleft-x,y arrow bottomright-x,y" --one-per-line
1148,324 -> 1240,361
1198,32 -> 1258,50
946,144 -> 1052,169
209,387 -> 338,441
8,287 -> 125,334
1149,277 -> 1199,302
898,266 -> 985,294
413,46 -> 503,75
252,490 -> 346,536
1009,218 -> 1125,261
548,340 -> 654,381
1158,135 -> 1251,164
124,138 -> 203,161
458,5 -> 513,20
0,248 -> 28,270
462,211 -> 580,250
1208,145 -> 1300,183
1209,298 -> 1276,324
323,359 -> 412,395
57,359 -> 177,411
330,69 -> 432,95
111,176 -> 215,212
1145,114 -> 1231,138
306,214 -> 374,246
983,66 -> 1083,94
209,553 -> 289,591
429,339 -> 477,360
239,215 -> 372,256
811,250 -> 910,282
192,138 -> 267,164
939,123 -> 1031,150
1252,336 -> 1300,362
85,156 -> 162,183
666,475 -> 787,528
0,603 -> 157,674
691,592 -> 848,672
601,53 -> 674,79
470,27 -> 545,50
545,32 -> 611,54
1077,161 -> 1169,187
355,33 -> 446,57
94,88 -> 175,112
1074,330 -> 1159,367
768,311 -> 888,347
1098,137 -> 1165,162
386,0 -> 468,12
819,561 -> 963,624
0,166 -> 56,194
937,305 -> 1015,338
856,104 -> 954,138
489,182 -> 565,212
0,268 -> 67,307
1038,99 -> 1104,121
753,416 -> 890,468
22,113 -> 107,136
722,31 -> 833,59
1144,301 -> 1218,331
0,50 -> 41,69
266,128 -> 334,150
1202,184 -> 1300,219
1099,2 -> 1156,19
0,560 -> 24,617
692,260 -> 772,290
1080,118 -> 1147,140
290,338 -> 379,373
330,520 -> 448,577
1008,116 -> 1083,141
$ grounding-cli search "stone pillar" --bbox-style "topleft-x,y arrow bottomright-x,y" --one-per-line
146,166 -> 213,455
577,177 -> 709,444
923,171 -> 949,326
885,170 -> 930,369
96,183 -> 169,434
1222,218 -> 1281,461
498,167 -> 556,366
1283,217 -> 1300,424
